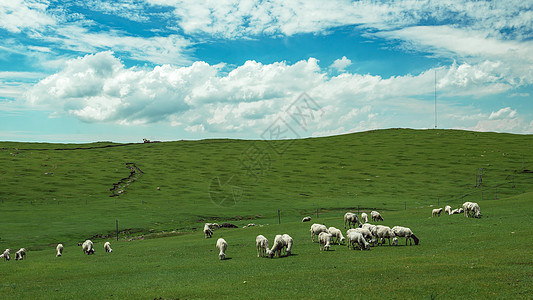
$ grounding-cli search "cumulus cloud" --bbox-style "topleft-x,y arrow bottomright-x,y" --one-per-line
489,107 -> 517,120
26,51 -> 530,135
330,56 -> 352,72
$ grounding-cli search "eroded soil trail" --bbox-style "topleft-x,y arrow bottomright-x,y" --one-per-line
110,163 -> 144,197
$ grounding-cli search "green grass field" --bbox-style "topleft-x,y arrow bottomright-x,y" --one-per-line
1,129 -> 532,299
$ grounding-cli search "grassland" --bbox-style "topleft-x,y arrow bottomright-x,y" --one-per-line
0,129 -> 532,299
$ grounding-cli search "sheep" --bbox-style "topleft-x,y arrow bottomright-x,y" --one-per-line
432,208 -> 443,217
328,227 -> 345,244
104,242 -> 113,253
346,231 -> 369,250
360,212 -> 369,223
56,244 -> 63,257
445,205 -> 452,215
256,235 -> 269,257
310,224 -> 328,242
392,226 -> 420,245
15,248 -> 26,260
302,216 -> 312,222
206,223 -> 220,229
373,225 -> 395,246
392,237 -> 398,246
344,212 -> 362,229
371,211 -> 383,222
82,240 -> 94,255
204,224 -> 213,238
463,202 -> 481,218
282,234 -> 294,256
347,228 -> 373,244
216,238 -> 227,260
361,223 -> 376,232
318,232 -> 333,251
268,235 -> 287,258
1,249 -> 11,261
450,208 -> 464,215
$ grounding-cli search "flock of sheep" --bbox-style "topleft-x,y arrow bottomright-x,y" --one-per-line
203,209 -> 424,260
2,202 -> 482,263
432,201 -> 482,218
1,240 -> 113,262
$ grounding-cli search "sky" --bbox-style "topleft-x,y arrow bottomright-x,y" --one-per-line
1,0 -> 532,143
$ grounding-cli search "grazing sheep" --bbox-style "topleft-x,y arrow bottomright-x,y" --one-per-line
82,240 -> 95,255
310,224 -> 329,242
347,228 -> 373,243
346,231 -> 369,250
344,212 -> 362,229
328,227 -> 345,244
204,224 -> 213,238
361,223 -> 376,232
268,235 -> 287,258
1,249 -> 10,261
15,248 -> 26,260
282,234 -> 294,255
256,235 -> 269,257
302,216 -> 312,222
432,208 -> 443,217
371,211 -> 384,222
216,238 -> 228,260
392,226 -> 420,245
450,208 -> 464,215
318,232 -> 333,251
56,244 -> 63,257
104,242 -> 113,253
361,212 -> 369,223
373,225 -> 395,246
392,237 -> 398,246
463,202 -> 481,218
205,223 -> 220,229
445,205 -> 452,215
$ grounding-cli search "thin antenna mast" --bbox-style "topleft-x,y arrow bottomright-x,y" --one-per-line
434,69 -> 437,129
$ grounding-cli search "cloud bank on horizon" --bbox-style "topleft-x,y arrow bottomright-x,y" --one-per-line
1,0 -> 532,142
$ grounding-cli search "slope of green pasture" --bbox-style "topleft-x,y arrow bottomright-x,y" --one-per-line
0,193 -> 531,299
0,129 -> 532,250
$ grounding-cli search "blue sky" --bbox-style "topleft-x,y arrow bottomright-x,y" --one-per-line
1,0 -> 532,143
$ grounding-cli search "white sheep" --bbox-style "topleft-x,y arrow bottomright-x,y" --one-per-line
346,231 -> 369,250
318,232 -> 333,251
205,223 -> 220,229
15,248 -> 26,260
463,202 -> 481,218
371,211 -> 383,222
450,208 -> 464,215
432,208 -> 443,217
360,212 -> 369,223
1,249 -> 10,261
328,227 -> 345,244
392,237 -> 398,246
282,234 -> 294,256
104,241 -> 113,253
392,226 -> 420,245
372,225 -> 395,246
256,235 -> 269,257
82,240 -> 94,255
310,224 -> 328,242
344,212 -> 362,229
204,224 -> 213,238
445,205 -> 452,215
56,244 -> 63,257
347,228 -> 373,243
268,235 -> 287,258
216,238 -> 227,260
302,216 -> 312,222
361,223 -> 376,232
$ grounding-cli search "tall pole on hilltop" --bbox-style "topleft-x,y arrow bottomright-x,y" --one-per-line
434,69 -> 437,129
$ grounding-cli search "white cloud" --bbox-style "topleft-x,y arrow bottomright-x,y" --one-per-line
489,107 -> 517,120
0,0 -> 55,33
330,56 -> 352,72
27,51 -> 530,135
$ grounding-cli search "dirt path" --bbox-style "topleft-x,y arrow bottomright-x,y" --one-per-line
110,163 -> 144,197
